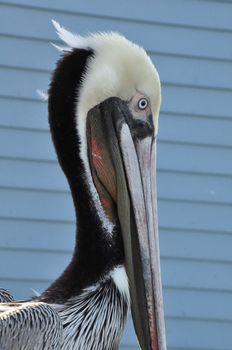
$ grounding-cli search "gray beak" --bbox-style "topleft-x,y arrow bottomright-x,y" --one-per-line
87,97 -> 167,350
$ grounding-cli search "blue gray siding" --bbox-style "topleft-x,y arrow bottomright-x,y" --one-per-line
0,1 -> 232,349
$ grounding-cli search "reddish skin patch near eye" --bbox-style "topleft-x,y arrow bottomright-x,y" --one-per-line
90,135 -> 115,221
101,197 -> 111,210
91,137 -> 104,171
91,137 -> 102,158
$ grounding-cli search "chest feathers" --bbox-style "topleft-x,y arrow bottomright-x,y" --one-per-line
53,276 -> 129,350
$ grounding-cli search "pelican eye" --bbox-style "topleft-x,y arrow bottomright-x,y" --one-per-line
137,98 -> 149,110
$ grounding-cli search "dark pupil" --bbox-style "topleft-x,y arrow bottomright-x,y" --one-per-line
140,99 -> 146,108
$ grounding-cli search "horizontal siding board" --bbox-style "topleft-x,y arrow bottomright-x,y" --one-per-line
154,54 -> 232,90
0,67 -> 49,100
0,97 -> 48,130
1,67 -> 232,119
0,35 -> 55,71
1,159 -> 232,205
1,249 -> 232,294
162,258 -> 232,291
159,114 -> 232,147
123,319 -> 232,350
1,219 -> 232,263
1,68 -> 232,124
159,199 -> 232,233
0,219 -> 74,251
0,36 -> 47,71
164,288 -> 232,321
0,158 -> 68,191
2,128 -> 232,176
0,188 -> 231,233
160,230 -> 232,263
158,172 -> 232,205
2,0 -> 232,32
0,4 -> 232,61
158,142 -> 232,176
162,85 -> 232,119
0,128 -> 55,160
0,188 -> 75,222
1,102 -> 232,146
166,318 -> 232,350
0,250 -> 71,280
1,36 -> 232,91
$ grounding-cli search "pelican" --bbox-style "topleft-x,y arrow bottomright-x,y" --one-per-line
0,21 -> 166,350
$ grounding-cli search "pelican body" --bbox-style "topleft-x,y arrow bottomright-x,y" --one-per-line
0,22 -> 166,350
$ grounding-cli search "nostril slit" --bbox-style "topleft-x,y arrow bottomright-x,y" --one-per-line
134,120 -> 152,131
134,120 -> 146,129
132,119 -> 153,138
139,121 -> 146,128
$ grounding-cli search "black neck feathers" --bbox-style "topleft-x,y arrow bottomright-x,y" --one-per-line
42,49 -> 124,303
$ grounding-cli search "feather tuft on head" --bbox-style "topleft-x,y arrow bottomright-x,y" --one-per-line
51,19 -> 88,50
50,42 -> 72,52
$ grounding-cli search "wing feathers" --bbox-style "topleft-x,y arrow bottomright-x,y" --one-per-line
0,301 -> 62,350
0,288 -> 14,303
